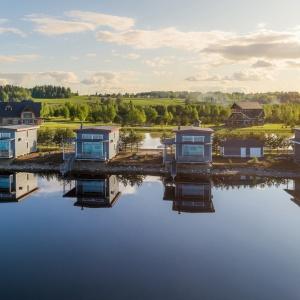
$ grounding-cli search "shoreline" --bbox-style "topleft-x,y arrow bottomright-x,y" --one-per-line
1,160 -> 299,179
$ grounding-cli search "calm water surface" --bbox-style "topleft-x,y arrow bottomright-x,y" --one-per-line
0,173 -> 299,300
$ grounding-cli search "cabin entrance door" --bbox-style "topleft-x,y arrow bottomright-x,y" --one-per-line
240,148 -> 247,158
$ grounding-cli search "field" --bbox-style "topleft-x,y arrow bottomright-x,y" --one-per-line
41,119 -> 294,136
33,96 -> 185,106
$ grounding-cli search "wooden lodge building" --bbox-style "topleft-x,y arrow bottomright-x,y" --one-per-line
226,102 -> 265,127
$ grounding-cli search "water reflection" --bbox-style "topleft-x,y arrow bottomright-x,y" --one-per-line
63,175 -> 121,209
163,177 -> 214,213
285,179 -> 300,207
0,172 -> 38,202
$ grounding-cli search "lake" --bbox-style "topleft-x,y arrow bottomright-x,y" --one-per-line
0,172 -> 299,300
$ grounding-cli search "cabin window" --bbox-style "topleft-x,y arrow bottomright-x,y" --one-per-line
182,135 -> 205,142
82,142 -> 103,157
182,184 -> 205,196
82,134 -> 104,140
182,144 -> 204,156
22,112 -> 33,119
0,132 -> 11,139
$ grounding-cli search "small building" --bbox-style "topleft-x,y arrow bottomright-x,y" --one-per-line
226,102 -> 265,127
162,126 -> 214,164
0,172 -> 38,202
75,126 -> 120,161
0,125 -> 39,159
0,100 -> 42,125
63,175 -> 121,208
163,177 -> 214,213
293,128 -> 300,162
220,138 -> 264,158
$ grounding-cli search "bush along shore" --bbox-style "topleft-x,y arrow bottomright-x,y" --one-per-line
0,151 -> 299,179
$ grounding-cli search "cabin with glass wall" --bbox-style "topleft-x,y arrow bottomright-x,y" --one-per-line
75,126 -> 120,161
162,127 -> 214,164
0,125 -> 39,159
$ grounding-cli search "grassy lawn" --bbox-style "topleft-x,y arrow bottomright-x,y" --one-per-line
41,120 -> 294,135
33,96 -> 185,106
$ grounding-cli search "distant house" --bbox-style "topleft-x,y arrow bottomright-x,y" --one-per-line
0,125 -> 39,159
162,126 -> 214,164
63,175 -> 121,208
293,128 -> 300,162
220,138 -> 264,158
163,177 -> 214,213
226,102 -> 265,127
75,126 -> 120,161
0,100 -> 42,125
0,172 -> 38,202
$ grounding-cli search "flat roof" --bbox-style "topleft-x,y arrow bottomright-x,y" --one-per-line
0,125 -> 39,132
75,126 -> 120,132
173,126 -> 214,133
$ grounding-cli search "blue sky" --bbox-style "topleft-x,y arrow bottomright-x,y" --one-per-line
1,0 -> 300,93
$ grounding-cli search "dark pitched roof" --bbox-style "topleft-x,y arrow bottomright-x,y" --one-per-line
0,100 -> 41,118
220,138 -> 264,147
232,102 -> 263,110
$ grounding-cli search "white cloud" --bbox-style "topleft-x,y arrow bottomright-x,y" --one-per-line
185,70 -> 272,82
0,71 -> 78,86
26,10 -> 135,36
66,10 -> 135,31
81,71 -> 141,93
252,60 -> 274,68
26,14 -> 95,35
96,27 -> 232,50
111,50 -> 140,60
0,54 -> 40,63
144,57 -> 173,68
0,26 -> 26,37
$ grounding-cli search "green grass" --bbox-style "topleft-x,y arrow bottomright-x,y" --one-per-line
33,96 -> 185,106
41,120 -> 294,135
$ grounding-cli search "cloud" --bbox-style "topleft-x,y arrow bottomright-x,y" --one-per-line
0,54 -> 40,63
112,50 -> 140,60
81,71 -> 140,93
252,60 -> 274,68
144,57 -> 173,68
0,26 -> 26,37
26,11 -> 135,36
66,10 -> 135,31
96,27 -> 232,50
86,53 -> 97,58
285,60 -> 300,68
185,70 -> 270,82
26,14 -> 95,35
0,71 -> 78,86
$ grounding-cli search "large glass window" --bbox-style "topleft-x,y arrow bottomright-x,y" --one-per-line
182,135 -> 205,142
0,132 -> 11,139
182,184 -> 205,196
182,144 -> 204,156
80,180 -> 106,195
0,140 -> 9,151
82,134 -> 103,140
82,142 -> 103,157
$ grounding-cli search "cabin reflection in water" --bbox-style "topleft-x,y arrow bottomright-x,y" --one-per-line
63,175 -> 121,208
163,178 -> 214,213
0,172 -> 38,202
285,180 -> 300,207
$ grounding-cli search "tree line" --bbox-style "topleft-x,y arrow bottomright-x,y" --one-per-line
0,84 -> 75,101
41,99 -> 231,125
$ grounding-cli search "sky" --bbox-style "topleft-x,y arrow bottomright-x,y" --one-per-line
1,0 -> 300,94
